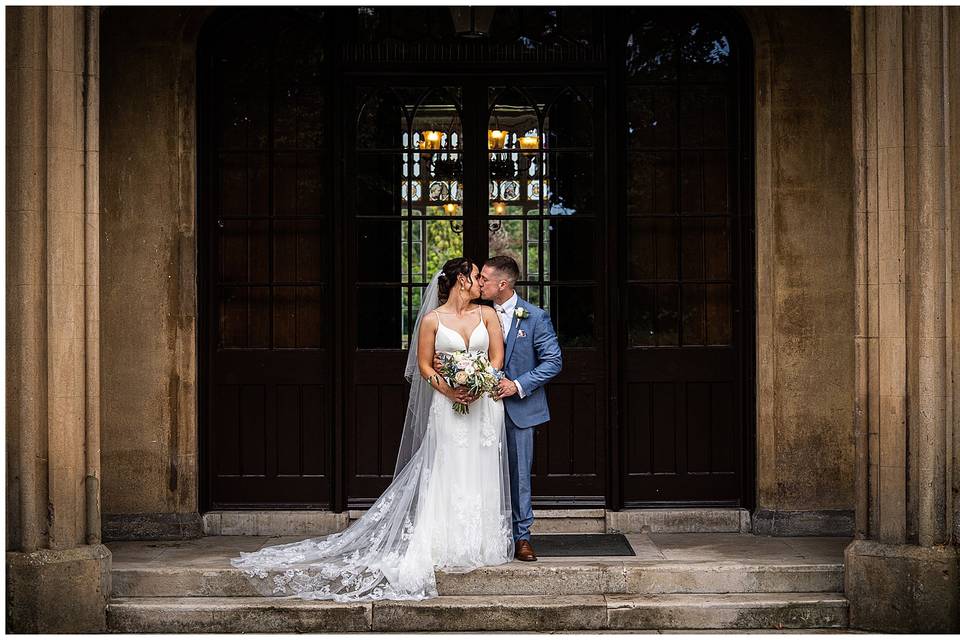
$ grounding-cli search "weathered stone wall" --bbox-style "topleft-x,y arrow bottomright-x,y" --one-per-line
100,7 -> 210,526
745,7 -> 857,533
98,7 -> 856,532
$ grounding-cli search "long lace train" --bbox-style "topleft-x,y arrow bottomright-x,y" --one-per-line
230,383 -> 513,602
230,273 -> 513,602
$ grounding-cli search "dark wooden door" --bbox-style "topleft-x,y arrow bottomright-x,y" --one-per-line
344,77 -> 607,506
201,10 -> 335,508
617,9 -> 752,506
198,7 -> 754,511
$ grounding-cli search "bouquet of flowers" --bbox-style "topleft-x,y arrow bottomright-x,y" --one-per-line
435,350 -> 504,415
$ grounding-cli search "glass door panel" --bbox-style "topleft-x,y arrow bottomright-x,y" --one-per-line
348,77 -> 606,506
486,82 -> 605,504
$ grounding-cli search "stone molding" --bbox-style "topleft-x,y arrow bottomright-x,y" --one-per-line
850,3 -> 956,550
103,513 -> 204,541
7,4 -> 103,553
752,509 -> 854,537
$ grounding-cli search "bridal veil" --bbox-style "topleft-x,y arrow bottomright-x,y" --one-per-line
229,270 -> 512,602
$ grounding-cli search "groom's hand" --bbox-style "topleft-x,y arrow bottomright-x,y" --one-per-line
497,379 -> 518,398
452,388 -> 478,404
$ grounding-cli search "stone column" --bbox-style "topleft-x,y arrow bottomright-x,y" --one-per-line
848,6 -> 959,632
5,6 -> 110,632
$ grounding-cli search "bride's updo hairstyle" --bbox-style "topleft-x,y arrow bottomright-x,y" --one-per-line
437,257 -> 473,304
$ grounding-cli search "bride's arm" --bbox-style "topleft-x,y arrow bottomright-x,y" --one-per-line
417,314 -> 454,399
482,306 -> 505,370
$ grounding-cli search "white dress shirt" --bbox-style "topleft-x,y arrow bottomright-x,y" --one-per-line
493,292 -> 526,398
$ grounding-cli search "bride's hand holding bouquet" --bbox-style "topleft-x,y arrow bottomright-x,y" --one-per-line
431,350 -> 504,415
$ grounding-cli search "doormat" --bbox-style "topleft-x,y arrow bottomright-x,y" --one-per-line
528,533 -> 635,557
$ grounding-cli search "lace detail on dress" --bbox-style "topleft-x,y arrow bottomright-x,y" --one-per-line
480,410 -> 498,447
453,424 -> 469,447
230,304 -> 512,602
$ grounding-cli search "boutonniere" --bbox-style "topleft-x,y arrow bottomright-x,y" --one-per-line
513,306 -> 530,328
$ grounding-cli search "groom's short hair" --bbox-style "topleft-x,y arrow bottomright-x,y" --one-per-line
485,256 -> 520,285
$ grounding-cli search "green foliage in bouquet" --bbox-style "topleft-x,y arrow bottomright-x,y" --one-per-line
435,350 -> 504,415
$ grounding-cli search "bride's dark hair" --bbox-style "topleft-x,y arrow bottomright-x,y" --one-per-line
437,257 -> 473,304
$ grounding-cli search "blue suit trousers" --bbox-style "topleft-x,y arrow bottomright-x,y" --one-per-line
505,412 -> 535,542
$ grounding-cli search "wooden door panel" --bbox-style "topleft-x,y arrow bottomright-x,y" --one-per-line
623,378 -> 739,503
347,349 -> 413,504
530,350 -> 605,503
203,10 -> 334,509
619,8 -> 749,506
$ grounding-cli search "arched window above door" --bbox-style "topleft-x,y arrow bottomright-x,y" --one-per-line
624,10 -> 733,82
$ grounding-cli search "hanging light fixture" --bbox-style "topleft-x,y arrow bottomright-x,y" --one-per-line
487,129 -> 506,149
419,130 -> 441,150
519,134 -> 539,149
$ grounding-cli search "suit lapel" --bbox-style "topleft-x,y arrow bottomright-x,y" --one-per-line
504,296 -> 525,365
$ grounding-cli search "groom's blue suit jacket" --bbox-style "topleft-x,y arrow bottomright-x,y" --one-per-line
501,296 -> 563,428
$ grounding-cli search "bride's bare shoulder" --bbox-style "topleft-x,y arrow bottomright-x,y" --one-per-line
420,311 -> 440,330
479,305 -> 498,321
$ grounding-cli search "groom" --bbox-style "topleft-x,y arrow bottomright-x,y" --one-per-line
480,256 -> 562,562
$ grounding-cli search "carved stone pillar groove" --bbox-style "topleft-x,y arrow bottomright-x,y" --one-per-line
5,6 -> 110,633
848,6 -> 958,632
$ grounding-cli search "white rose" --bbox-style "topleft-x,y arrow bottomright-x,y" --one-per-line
464,365 -> 475,375
454,370 -> 469,385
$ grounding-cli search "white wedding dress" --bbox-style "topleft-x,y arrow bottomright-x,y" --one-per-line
230,302 -> 514,602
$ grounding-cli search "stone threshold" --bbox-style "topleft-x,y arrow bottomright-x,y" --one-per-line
202,507 -> 752,536
107,592 -> 849,632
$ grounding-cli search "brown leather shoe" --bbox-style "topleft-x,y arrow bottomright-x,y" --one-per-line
514,539 -> 537,562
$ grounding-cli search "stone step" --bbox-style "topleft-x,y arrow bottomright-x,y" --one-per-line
604,593 -> 848,631
202,508 -> 751,536
107,593 -> 848,632
112,561 -> 842,598
607,508 -> 752,534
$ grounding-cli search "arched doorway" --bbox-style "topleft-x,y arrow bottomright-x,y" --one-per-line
197,7 -> 753,511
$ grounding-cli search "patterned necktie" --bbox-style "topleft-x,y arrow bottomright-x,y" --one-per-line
494,304 -> 508,341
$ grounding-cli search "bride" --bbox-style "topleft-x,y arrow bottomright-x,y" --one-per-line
230,257 -> 514,601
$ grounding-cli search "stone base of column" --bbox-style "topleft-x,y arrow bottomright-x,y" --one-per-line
6,544 -> 112,632
845,539 -> 959,632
